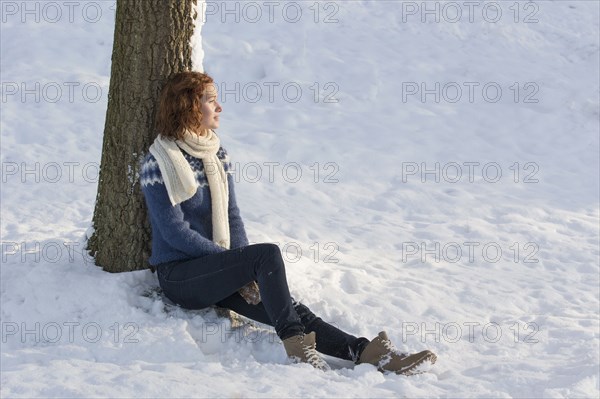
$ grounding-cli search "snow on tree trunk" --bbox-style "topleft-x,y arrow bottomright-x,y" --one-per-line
87,0 -> 203,272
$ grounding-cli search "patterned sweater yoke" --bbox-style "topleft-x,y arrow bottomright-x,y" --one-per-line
140,146 -> 249,266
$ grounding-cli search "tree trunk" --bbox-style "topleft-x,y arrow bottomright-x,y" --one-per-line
87,0 -> 198,272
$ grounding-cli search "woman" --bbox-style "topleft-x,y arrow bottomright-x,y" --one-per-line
140,71 -> 437,374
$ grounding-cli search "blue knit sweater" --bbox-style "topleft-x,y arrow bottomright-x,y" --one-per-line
140,146 -> 249,266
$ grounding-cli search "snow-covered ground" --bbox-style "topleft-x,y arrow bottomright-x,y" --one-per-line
1,1 -> 599,397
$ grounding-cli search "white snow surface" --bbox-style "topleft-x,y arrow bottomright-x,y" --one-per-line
1,1 -> 599,398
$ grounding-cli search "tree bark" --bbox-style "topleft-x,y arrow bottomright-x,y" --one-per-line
87,0 -> 198,272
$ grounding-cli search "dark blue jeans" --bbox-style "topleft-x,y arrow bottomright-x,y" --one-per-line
156,243 -> 369,362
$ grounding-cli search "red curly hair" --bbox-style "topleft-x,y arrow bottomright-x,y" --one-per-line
155,71 -> 215,140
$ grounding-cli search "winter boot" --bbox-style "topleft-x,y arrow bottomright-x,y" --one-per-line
358,331 -> 436,375
282,331 -> 331,371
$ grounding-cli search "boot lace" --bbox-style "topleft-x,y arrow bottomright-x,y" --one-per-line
303,342 -> 331,371
377,337 -> 408,368
382,338 -> 407,358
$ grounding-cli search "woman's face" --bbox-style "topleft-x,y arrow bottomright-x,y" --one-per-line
199,84 -> 222,131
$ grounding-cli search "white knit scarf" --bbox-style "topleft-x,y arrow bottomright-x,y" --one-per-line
149,129 -> 230,249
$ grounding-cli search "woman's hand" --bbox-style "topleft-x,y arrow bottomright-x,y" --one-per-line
238,281 -> 261,305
